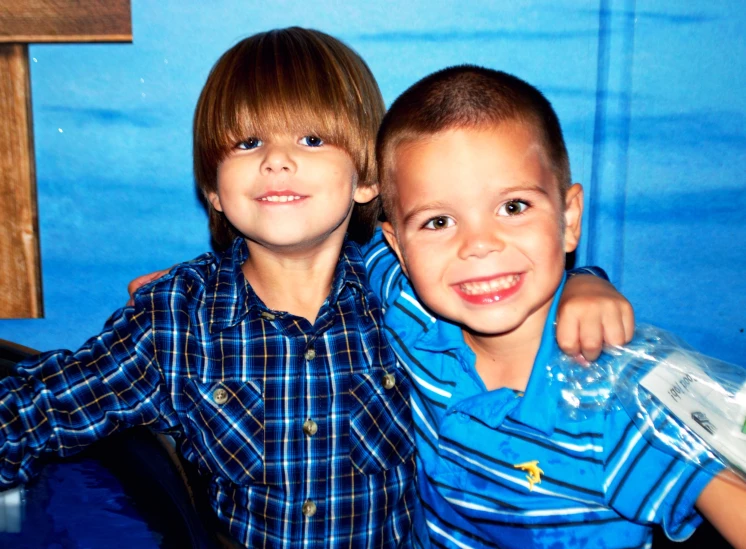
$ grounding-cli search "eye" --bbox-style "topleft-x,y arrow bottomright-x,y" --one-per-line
422,216 -> 455,230
300,135 -> 324,147
236,137 -> 262,150
497,199 -> 529,216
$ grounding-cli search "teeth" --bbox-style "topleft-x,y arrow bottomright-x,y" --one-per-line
259,195 -> 302,202
459,274 -> 520,295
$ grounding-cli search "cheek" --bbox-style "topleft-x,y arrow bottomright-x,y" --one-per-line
518,219 -> 565,258
401,242 -> 447,288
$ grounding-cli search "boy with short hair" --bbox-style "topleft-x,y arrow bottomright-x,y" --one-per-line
367,65 -> 746,548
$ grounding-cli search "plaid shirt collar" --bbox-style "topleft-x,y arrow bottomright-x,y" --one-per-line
207,237 -> 369,334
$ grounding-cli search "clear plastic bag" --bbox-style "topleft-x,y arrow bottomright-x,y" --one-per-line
552,324 -> 746,481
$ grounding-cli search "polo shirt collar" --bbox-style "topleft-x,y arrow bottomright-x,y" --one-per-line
416,314 -> 466,353
207,237 -> 367,333
508,273 -> 567,436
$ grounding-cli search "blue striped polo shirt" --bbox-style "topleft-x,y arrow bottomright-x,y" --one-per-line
363,229 -> 716,549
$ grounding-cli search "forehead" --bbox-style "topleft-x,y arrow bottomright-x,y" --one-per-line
393,123 -> 555,194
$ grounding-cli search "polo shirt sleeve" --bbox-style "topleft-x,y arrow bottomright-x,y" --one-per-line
0,300 -> 166,487
602,404 -> 717,540
567,266 -> 609,280
360,226 -> 407,308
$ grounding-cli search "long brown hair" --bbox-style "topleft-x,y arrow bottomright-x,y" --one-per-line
194,27 -> 385,249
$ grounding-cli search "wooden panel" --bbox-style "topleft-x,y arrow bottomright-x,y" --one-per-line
0,0 -> 131,43
0,44 -> 42,318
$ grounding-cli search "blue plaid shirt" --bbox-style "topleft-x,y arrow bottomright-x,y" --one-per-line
0,237 -> 417,548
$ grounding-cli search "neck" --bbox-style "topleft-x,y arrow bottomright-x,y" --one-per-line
241,235 -> 347,324
463,300 -> 552,392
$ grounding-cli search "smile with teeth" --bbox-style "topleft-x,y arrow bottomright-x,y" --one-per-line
258,195 -> 303,202
458,274 -> 521,296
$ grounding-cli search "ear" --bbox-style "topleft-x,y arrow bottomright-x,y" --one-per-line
353,182 -> 379,205
207,191 -> 223,213
381,220 -> 409,277
563,183 -> 583,253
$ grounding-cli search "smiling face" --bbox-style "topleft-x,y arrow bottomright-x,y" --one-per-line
382,122 -> 583,339
209,132 -> 377,254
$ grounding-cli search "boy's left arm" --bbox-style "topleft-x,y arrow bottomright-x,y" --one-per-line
558,270 -> 635,362
696,472 -> 746,548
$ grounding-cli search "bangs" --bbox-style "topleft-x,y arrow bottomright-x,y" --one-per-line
226,69 -> 356,153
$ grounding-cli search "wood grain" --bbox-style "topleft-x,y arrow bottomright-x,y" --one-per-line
0,0 -> 132,43
0,44 -> 42,318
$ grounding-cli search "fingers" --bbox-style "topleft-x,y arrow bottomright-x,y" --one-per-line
556,301 -> 635,363
578,319 -> 604,362
556,273 -> 637,363
555,314 -> 581,358
621,301 -> 635,343
599,308 -> 626,348
126,269 -> 171,305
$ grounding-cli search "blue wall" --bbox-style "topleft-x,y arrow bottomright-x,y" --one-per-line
1,0 -> 744,364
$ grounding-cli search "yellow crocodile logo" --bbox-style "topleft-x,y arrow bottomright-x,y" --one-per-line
514,460 -> 543,491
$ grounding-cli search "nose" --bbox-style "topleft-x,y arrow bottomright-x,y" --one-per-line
260,142 -> 296,174
457,219 -> 505,260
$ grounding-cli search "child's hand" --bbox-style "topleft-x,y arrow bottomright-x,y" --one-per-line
556,274 -> 634,363
126,269 -> 171,306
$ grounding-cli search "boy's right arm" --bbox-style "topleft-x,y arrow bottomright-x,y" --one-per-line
0,302 -> 170,486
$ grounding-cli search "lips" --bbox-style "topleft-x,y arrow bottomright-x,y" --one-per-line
256,190 -> 307,203
451,273 -> 523,305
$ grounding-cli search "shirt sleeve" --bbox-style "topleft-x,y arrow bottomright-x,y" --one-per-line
567,266 -> 609,281
603,404 -> 718,540
0,303 -> 171,486
360,226 -> 408,308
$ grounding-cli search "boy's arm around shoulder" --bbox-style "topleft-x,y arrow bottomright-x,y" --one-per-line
559,268 -> 635,362
126,250 -> 218,306
696,471 -> 746,548
360,225 -> 408,308
0,264 -> 211,487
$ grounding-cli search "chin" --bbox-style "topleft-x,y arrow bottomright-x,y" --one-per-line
462,320 -> 522,338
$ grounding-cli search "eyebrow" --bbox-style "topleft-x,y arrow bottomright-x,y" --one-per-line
402,201 -> 451,227
400,182 -> 551,227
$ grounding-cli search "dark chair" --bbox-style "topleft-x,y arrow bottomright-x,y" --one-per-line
653,519 -> 732,548
0,339 -> 219,548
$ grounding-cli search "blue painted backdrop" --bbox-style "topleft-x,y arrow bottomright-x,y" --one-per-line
1,0 -> 744,364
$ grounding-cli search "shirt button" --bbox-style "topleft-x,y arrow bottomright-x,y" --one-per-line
303,419 -> 318,436
260,311 -> 276,320
212,388 -> 228,405
302,499 -> 317,517
304,349 -> 316,361
382,373 -> 396,390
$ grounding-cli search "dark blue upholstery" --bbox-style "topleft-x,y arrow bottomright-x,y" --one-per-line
0,339 -> 218,549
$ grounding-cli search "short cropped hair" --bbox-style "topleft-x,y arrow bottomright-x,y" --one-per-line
194,27 -> 385,249
377,65 -> 571,220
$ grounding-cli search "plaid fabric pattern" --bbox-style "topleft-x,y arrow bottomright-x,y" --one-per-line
0,238 -> 417,548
